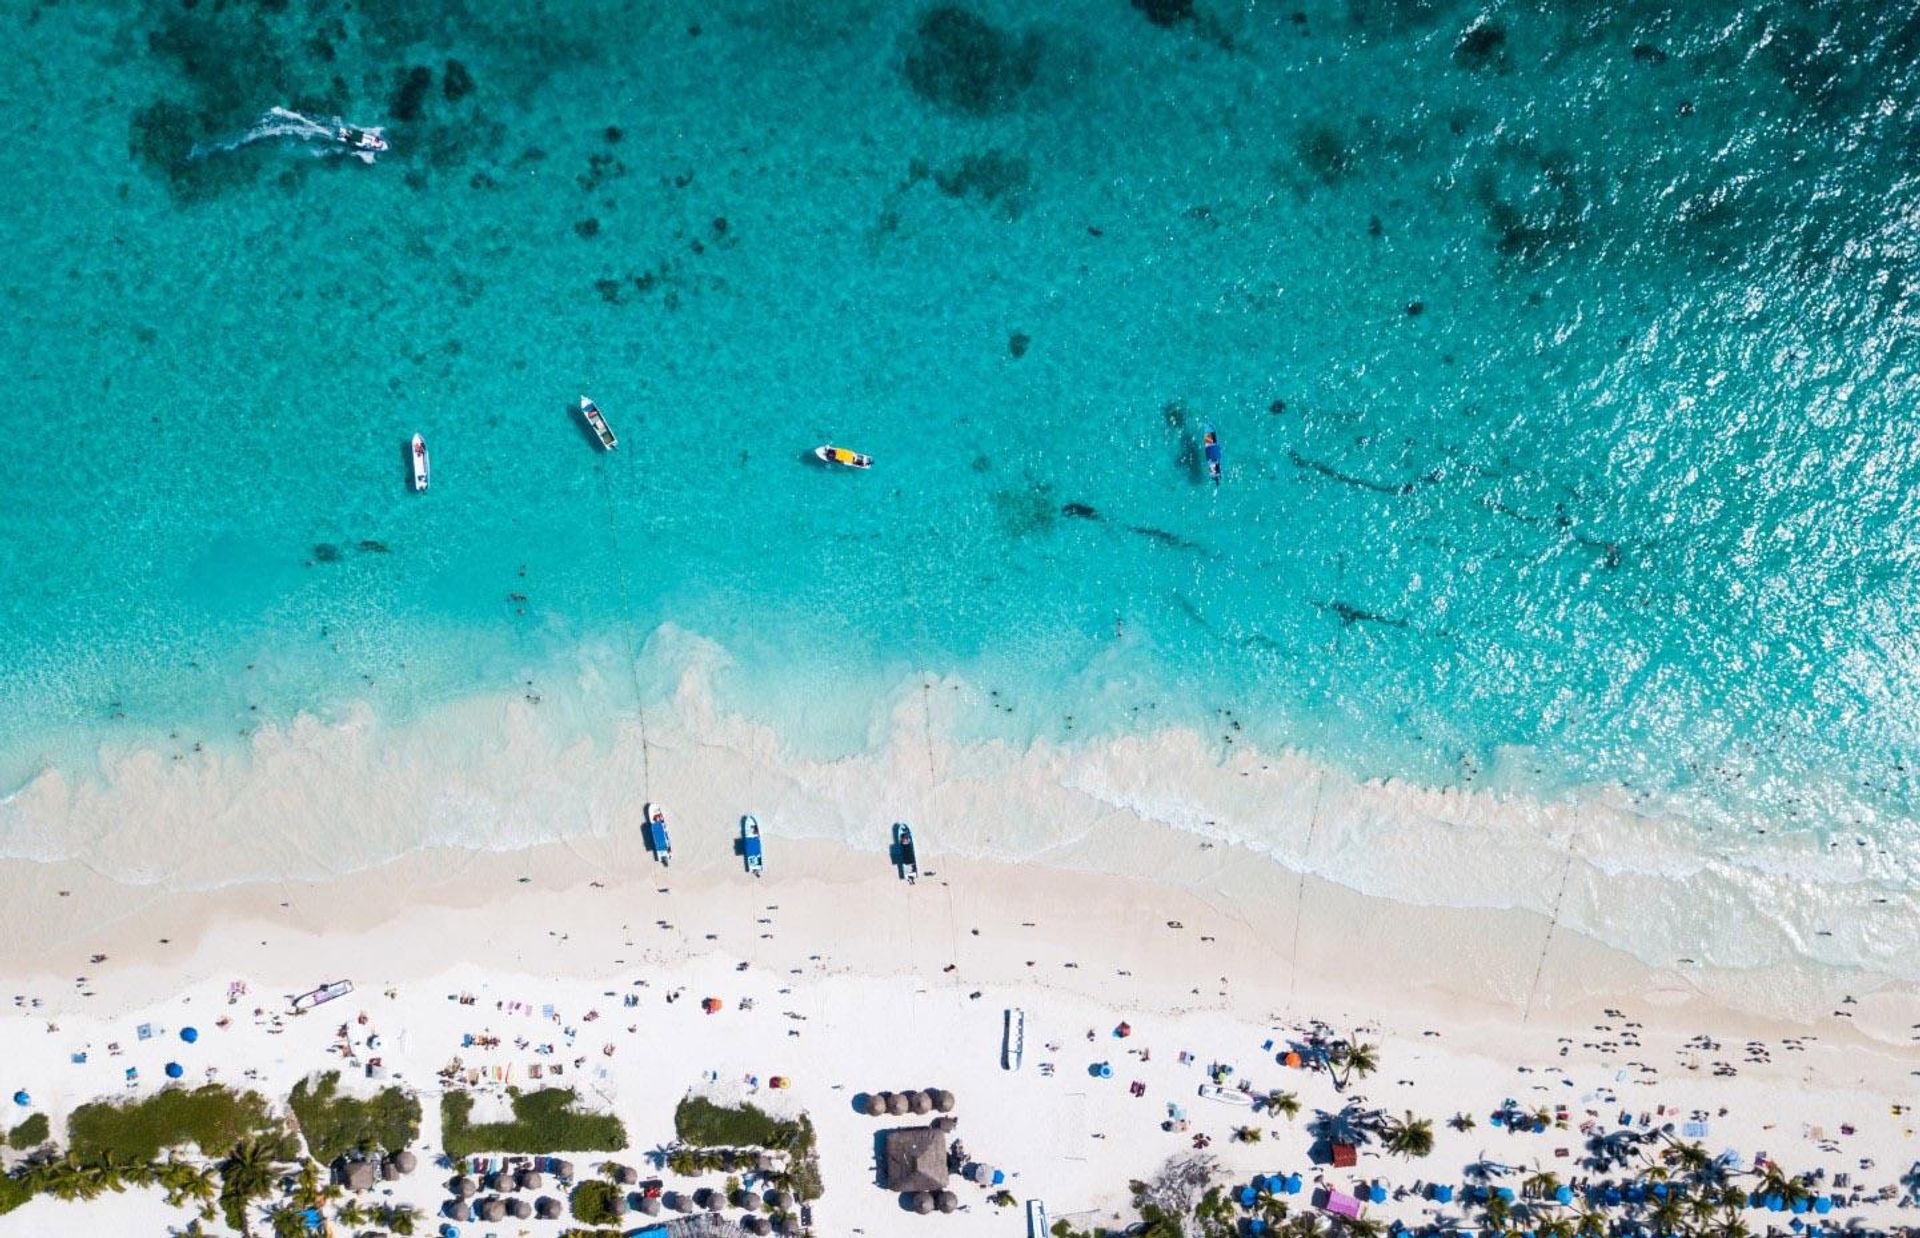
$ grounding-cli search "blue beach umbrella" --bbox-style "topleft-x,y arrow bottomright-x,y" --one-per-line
9,1091 -> 26,1107
1767,1195 -> 1786,1212
1814,1197 -> 1834,1215
1496,1187 -> 1516,1203
180,1026 -> 199,1043
1555,1186 -> 1575,1205
164,1062 -> 184,1079
1791,1197 -> 1809,1215
1240,1187 -> 1258,1207
1433,1184 -> 1455,1204
1371,1184 -> 1388,1204
1286,1175 -> 1303,1195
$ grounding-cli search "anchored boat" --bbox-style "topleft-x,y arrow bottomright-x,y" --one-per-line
814,444 -> 871,469
410,433 -> 430,491
643,803 -> 671,866
893,822 -> 918,883
740,815 -> 764,877
1204,425 -> 1222,485
579,396 -> 618,450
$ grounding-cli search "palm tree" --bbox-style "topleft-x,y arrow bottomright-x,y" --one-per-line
1331,1041 -> 1379,1089
1232,1125 -> 1263,1144
1481,1193 -> 1514,1233
1524,1170 -> 1562,1199
1265,1090 -> 1302,1120
1341,1216 -> 1384,1238
219,1138 -> 284,1236
1753,1166 -> 1813,1208
1381,1112 -> 1434,1159
1649,1194 -> 1686,1235
1572,1204 -> 1608,1238
1535,1219 -> 1576,1238
1288,1212 -> 1327,1238
1687,1189 -> 1722,1231
1449,1112 -> 1477,1132
387,1204 -> 419,1236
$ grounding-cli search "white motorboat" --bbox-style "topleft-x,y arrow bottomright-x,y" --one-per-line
579,396 -> 618,450
410,433 -> 430,491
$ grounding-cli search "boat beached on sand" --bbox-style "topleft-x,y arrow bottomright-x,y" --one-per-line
740,815 -> 764,877
643,803 -> 671,866
893,822 -> 918,883
814,444 -> 871,469
410,433 -> 430,491
1003,1007 -> 1025,1071
579,396 -> 618,450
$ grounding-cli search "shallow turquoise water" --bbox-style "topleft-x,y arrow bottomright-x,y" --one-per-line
3,0 -> 1919,842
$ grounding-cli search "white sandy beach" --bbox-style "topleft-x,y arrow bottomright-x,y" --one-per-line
0,667 -> 1917,1236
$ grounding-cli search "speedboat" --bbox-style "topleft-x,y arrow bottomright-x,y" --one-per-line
1197,1083 -> 1254,1106
410,433 -> 430,491
814,444 -> 871,469
1003,1008 -> 1025,1071
1203,426 -> 1222,485
1027,1200 -> 1051,1238
339,125 -> 388,154
579,396 -> 618,450
643,803 -> 671,866
741,815 -> 764,877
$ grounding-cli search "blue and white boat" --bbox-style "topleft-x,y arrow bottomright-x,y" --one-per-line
643,803 -> 671,866
741,815 -> 764,877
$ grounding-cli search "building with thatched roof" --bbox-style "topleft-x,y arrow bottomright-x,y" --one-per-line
336,1159 -> 376,1192
881,1126 -> 950,1193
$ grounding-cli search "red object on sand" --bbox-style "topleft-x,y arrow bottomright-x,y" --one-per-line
1331,1143 -> 1358,1168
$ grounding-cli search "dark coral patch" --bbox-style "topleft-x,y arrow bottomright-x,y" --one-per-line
443,59 -> 475,101
904,7 -> 1041,117
391,65 -> 433,121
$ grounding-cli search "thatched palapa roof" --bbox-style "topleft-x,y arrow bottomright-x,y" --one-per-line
882,1126 -> 950,1193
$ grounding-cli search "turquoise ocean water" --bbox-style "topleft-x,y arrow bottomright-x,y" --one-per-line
3,0 -> 1918,867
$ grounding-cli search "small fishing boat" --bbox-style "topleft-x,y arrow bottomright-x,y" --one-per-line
893,821 -> 918,883
1003,1007 -> 1026,1072
340,125 -> 388,154
643,802 -> 671,866
1203,425 -> 1222,485
291,979 -> 354,1014
410,433 -> 430,491
1027,1200 -> 1051,1238
1197,1082 -> 1255,1106
814,444 -> 872,469
740,815 -> 764,877
579,396 -> 618,450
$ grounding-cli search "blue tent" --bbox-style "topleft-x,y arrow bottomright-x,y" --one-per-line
1285,1175 -> 1303,1195
1240,1187 -> 1258,1207
1813,1197 -> 1834,1215
1433,1184 -> 1455,1204
1791,1197 -> 1810,1215
180,1027 -> 199,1043
1603,1187 -> 1622,1207
1370,1185 -> 1388,1204
1554,1186 -> 1575,1205
1767,1195 -> 1786,1213
164,1062 -> 184,1079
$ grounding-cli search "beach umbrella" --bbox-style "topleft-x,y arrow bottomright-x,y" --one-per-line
769,1188 -> 794,1210
888,1091 -> 911,1115
1791,1197 -> 1810,1215
934,1089 -> 956,1112
1433,1184 -> 1454,1204
443,1200 -> 471,1222
1286,1175 -> 1304,1195
864,1093 -> 889,1116
641,1194 -> 663,1215
514,1169 -> 541,1191
451,1176 -> 475,1198
1814,1197 -> 1833,1215
667,1191 -> 694,1213
735,1190 -> 761,1211
612,1163 -> 638,1185
439,1225 -> 459,1238
704,1189 -> 724,1212
1240,1187 -> 1259,1207
480,1198 -> 505,1222
913,1191 -> 935,1214
936,1191 -> 958,1213
507,1198 -> 531,1219
745,1218 -> 771,1236
911,1090 -> 933,1114
9,1092 -> 26,1107
180,1027 -> 199,1043
393,1150 -> 418,1174
1767,1195 -> 1786,1213
535,1198 -> 562,1220
1555,1186 -> 1574,1205
165,1062 -> 184,1079
382,1161 -> 399,1182
1096,1062 -> 1113,1078
1495,1187 -> 1515,1203
487,1170 -> 514,1192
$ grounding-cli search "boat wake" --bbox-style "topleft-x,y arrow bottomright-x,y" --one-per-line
190,107 -> 389,165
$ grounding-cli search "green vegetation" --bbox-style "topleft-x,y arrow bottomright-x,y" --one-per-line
1381,1111 -> 1434,1159
6,1113 -> 49,1149
570,1179 -> 622,1225
68,1085 -> 283,1163
441,1089 -> 627,1158
287,1072 -> 420,1163
559,1230 -> 625,1238
0,1172 -> 32,1216
218,1136 -> 289,1235
673,1096 -> 799,1148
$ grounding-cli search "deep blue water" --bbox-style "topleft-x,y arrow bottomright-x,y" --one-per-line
3,0 -> 1919,841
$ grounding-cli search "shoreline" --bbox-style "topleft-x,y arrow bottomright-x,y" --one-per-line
1,658 -> 1916,1039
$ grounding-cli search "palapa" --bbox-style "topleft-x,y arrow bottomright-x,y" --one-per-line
881,1126 -> 951,1193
